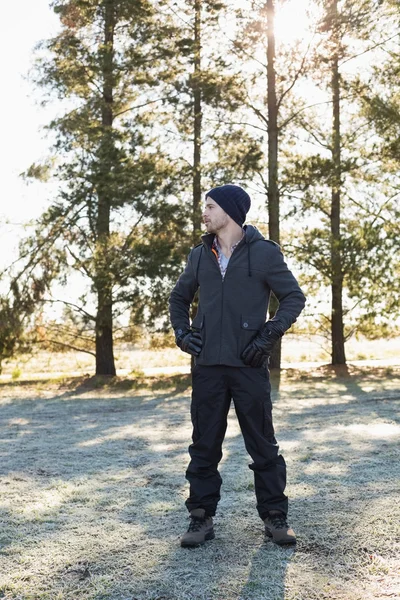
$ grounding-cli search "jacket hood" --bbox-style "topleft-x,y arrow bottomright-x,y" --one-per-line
243,224 -> 265,244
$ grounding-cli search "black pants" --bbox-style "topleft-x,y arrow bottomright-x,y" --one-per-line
185,364 -> 288,520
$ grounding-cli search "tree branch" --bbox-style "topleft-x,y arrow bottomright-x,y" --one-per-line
114,95 -> 178,118
347,191 -> 400,227
279,92 -> 359,130
300,120 -> 331,150
277,36 -> 314,110
43,299 -> 96,321
206,118 -> 267,134
66,246 -> 92,278
339,33 -> 399,68
246,96 -> 269,127
39,338 -> 96,356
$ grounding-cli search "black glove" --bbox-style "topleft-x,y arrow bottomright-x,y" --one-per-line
176,328 -> 203,357
241,321 -> 284,368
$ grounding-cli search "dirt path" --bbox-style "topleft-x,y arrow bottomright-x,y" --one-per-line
0,367 -> 399,600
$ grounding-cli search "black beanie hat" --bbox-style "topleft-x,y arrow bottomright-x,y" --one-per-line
205,184 -> 251,227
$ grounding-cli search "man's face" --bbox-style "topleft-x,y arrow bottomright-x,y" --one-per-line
203,197 -> 230,233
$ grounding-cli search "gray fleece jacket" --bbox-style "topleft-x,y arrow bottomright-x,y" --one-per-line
169,225 -> 306,367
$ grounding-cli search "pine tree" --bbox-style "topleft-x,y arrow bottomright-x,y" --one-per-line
352,0 -> 400,335
282,0 -> 397,362
0,248 -> 59,372
232,0 -> 314,368
361,0 -> 399,181
23,0 -> 186,375
163,0 -> 263,244
156,0 -> 264,370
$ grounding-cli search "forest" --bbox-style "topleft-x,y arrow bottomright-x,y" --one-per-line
1,0 -> 399,375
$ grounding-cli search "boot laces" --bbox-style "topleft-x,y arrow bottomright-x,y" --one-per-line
269,513 -> 288,529
188,516 -> 206,532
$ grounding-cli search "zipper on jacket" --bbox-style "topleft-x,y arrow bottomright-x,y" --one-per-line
218,277 -> 225,364
208,245 -> 222,276
216,239 -> 246,364
204,244 -> 224,362
206,239 -> 246,364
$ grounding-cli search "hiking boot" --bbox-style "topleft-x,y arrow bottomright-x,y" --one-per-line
264,511 -> 296,546
180,508 -> 215,548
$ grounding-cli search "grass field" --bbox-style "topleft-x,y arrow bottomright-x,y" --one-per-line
2,335 -> 400,380
0,361 -> 399,600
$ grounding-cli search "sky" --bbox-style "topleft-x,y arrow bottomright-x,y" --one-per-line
0,0 -> 381,276
0,0 -> 320,321
0,0 -> 60,270
1,0 -> 390,332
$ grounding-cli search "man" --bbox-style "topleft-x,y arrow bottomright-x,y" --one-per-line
169,184 -> 306,548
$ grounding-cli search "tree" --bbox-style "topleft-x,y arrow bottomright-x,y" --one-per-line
282,0 -> 398,362
360,0 -> 399,200
352,0 -> 400,335
0,262 -> 55,373
265,0 -> 281,368
0,290 -> 32,374
327,0 -> 346,364
163,0 -> 263,244
232,0 -> 314,368
24,0 -> 186,375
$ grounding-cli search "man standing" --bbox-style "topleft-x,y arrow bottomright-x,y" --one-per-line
169,184 -> 305,547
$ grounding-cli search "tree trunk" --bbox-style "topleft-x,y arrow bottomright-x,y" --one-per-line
96,0 -> 116,376
190,0 -> 203,373
266,0 -> 281,369
192,0 -> 203,246
330,1 -> 346,365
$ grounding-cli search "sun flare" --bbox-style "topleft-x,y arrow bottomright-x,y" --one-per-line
274,0 -> 318,44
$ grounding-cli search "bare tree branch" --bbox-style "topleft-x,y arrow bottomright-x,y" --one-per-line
206,118 -> 268,134
246,96 -> 269,127
339,33 -> 398,68
279,92 -> 359,130
114,95 -> 178,118
43,299 -> 96,321
39,338 -> 96,356
277,36 -> 315,110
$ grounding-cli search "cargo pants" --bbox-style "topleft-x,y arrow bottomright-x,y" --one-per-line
185,364 -> 288,520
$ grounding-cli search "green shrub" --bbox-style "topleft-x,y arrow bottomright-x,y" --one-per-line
11,367 -> 22,380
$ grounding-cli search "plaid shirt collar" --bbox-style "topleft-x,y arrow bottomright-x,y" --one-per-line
212,231 -> 244,278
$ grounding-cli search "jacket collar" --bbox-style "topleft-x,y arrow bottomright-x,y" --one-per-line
201,225 -> 252,249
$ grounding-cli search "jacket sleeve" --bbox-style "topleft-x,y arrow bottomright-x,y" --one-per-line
264,242 -> 306,332
169,250 -> 199,336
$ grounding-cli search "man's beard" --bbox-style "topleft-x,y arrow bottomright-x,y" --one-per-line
205,215 -> 229,233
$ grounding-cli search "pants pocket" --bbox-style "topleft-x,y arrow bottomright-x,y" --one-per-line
238,315 -> 261,356
190,401 -> 200,441
263,396 -> 276,440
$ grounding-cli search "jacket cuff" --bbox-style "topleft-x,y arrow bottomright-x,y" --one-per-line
265,320 -> 286,337
175,327 -> 189,345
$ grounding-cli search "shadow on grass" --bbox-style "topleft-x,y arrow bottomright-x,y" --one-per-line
0,366 -> 399,599
0,372 -> 192,394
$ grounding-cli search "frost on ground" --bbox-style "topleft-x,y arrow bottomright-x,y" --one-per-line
0,366 -> 399,600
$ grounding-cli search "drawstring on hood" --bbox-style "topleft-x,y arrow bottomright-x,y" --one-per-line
247,242 -> 252,277
196,245 -> 203,282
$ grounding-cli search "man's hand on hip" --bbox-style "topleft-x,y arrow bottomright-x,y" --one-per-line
241,321 -> 284,368
176,329 -> 203,357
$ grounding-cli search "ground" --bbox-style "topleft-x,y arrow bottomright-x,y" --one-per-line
0,363 -> 399,600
